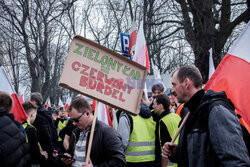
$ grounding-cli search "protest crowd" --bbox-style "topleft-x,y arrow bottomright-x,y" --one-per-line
0,64 -> 250,167
1,3 -> 250,165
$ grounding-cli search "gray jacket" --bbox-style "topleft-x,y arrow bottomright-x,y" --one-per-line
174,90 -> 250,167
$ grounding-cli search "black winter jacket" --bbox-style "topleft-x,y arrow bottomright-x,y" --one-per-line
173,90 -> 250,167
67,120 -> 126,167
33,106 -> 58,155
0,107 -> 31,167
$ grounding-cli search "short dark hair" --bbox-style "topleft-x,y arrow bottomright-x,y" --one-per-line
154,94 -> 170,111
30,92 -> 43,107
152,83 -> 164,93
68,97 -> 91,113
0,91 -> 13,113
22,101 -> 38,115
175,65 -> 203,88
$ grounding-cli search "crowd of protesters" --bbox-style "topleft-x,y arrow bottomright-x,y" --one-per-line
0,65 -> 249,167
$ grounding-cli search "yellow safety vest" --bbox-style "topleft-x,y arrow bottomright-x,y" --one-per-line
23,122 -> 43,152
125,115 -> 156,163
159,113 -> 181,167
57,120 -> 67,141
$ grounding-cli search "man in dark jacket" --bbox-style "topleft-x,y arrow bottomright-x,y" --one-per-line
30,92 -> 58,167
162,66 -> 250,167
61,97 -> 126,167
0,91 -> 31,167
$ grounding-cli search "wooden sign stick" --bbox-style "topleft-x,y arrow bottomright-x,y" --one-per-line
85,100 -> 99,164
161,112 -> 191,167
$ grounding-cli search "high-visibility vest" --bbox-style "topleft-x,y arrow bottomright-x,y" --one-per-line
176,104 -> 184,117
125,115 -> 156,163
57,119 -> 67,141
23,122 -> 43,152
159,113 -> 181,167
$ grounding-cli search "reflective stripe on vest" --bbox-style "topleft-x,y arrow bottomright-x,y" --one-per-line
57,120 -> 67,141
125,115 -> 156,163
159,113 -> 181,167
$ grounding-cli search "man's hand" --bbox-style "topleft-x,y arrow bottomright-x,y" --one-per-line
61,153 -> 75,166
162,142 -> 178,158
82,159 -> 93,167
41,151 -> 48,160
52,150 -> 58,157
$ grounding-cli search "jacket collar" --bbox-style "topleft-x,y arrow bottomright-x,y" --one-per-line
0,107 -> 8,116
184,89 -> 205,113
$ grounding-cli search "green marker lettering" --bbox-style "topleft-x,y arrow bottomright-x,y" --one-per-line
87,49 -> 96,60
122,65 -> 130,76
117,62 -> 123,72
83,47 -> 89,57
135,71 -> 141,80
73,43 -> 83,55
101,56 -> 108,65
94,51 -> 100,63
129,69 -> 136,78
107,58 -> 117,70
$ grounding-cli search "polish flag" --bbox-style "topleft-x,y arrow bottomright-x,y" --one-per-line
133,20 -> 150,71
204,22 -> 250,132
128,20 -> 137,58
0,67 -> 27,123
58,98 -> 64,108
76,94 -> 83,98
92,100 -> 118,129
151,59 -> 162,81
97,102 -> 112,127
208,48 -> 215,79
64,96 -> 72,110
19,94 -> 24,104
45,97 -> 51,109
151,59 -> 165,92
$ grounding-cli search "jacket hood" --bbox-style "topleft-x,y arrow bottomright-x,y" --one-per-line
38,106 -> 53,120
139,103 -> 152,118
0,106 -> 7,116
200,89 -> 234,110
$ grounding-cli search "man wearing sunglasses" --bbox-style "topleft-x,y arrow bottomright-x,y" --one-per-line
61,97 -> 126,167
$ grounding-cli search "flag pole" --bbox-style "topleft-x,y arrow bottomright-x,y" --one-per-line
85,100 -> 99,164
161,112 -> 191,167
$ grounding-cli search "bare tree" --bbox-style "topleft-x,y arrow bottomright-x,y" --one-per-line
174,0 -> 248,82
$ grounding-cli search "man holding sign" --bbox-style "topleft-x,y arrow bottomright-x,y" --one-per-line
61,97 -> 126,167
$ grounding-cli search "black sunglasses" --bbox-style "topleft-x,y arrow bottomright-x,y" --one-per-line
71,112 -> 84,123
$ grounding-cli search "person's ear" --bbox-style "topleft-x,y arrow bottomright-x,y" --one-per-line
160,104 -> 164,109
184,78 -> 191,89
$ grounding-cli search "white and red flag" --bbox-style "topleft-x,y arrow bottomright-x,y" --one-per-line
208,48 -> 215,79
19,94 -> 24,104
45,97 -> 51,109
133,20 -> 150,99
0,67 -> 27,123
64,96 -> 72,110
133,20 -> 150,71
204,22 -> 250,132
151,59 -> 162,81
58,97 -> 64,108
76,94 -> 83,98
97,102 -> 112,127
128,20 -> 137,58
92,100 -> 118,129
